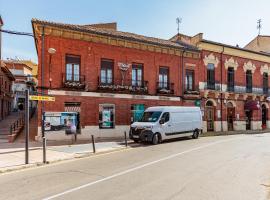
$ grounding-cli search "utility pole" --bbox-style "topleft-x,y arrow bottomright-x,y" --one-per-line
25,89 -> 29,164
0,15 -> 3,60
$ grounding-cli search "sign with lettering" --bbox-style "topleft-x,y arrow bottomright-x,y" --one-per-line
29,95 -> 55,101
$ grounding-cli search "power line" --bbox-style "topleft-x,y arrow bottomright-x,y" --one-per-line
0,29 -> 33,37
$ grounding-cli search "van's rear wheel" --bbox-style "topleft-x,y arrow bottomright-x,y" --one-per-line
152,134 -> 159,145
192,129 -> 199,139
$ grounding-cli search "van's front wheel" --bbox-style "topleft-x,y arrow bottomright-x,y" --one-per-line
152,134 -> 159,145
192,129 -> 199,139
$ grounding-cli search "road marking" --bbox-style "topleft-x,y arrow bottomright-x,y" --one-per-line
43,137 -> 241,200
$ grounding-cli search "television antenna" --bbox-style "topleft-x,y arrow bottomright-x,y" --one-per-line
257,19 -> 262,35
176,17 -> 182,34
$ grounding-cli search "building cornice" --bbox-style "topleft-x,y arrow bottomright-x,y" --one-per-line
32,22 -> 200,59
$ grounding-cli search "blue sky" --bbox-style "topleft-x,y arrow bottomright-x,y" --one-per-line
1,0 -> 270,62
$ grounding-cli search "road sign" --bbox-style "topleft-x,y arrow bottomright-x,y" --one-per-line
29,95 -> 55,101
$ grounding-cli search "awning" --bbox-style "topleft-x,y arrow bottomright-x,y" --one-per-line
244,101 -> 260,111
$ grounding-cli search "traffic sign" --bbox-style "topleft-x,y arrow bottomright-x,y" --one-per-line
29,95 -> 55,101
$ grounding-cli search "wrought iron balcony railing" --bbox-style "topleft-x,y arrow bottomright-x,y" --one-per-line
62,73 -> 86,90
156,82 -> 174,95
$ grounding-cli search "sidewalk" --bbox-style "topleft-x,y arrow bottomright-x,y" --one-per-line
0,141 -> 129,173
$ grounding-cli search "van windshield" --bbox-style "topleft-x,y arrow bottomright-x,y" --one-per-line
139,111 -> 162,122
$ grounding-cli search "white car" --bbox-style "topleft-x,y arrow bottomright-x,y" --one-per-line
130,106 -> 203,144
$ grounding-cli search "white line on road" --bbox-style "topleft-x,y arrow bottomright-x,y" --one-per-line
43,137 -> 241,200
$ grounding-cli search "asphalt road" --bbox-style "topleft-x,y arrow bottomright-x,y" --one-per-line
1,133 -> 270,200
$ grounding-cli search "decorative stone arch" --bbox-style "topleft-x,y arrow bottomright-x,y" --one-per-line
227,100 -> 236,107
224,57 -> 238,71
261,102 -> 269,109
205,99 -> 217,107
203,53 -> 219,68
243,61 -> 256,74
260,64 -> 270,75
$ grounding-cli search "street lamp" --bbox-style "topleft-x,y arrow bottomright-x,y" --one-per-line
48,48 -> 56,88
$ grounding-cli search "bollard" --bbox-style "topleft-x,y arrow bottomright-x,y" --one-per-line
124,131 -> 128,147
91,135 -> 96,153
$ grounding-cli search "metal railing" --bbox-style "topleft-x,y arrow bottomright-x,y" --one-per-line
156,82 -> 174,95
204,82 -> 221,91
62,73 -> 86,89
97,77 -> 149,94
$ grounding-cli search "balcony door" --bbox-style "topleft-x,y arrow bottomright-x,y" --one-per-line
159,67 -> 169,89
132,64 -> 143,86
227,67 -> 234,92
66,55 -> 80,82
246,70 -> 252,93
207,63 -> 215,90
100,59 -> 113,85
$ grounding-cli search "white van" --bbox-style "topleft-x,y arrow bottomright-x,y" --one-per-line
129,106 -> 202,144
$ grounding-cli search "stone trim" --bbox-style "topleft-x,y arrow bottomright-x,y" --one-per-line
260,64 -> 270,75
48,90 -> 181,101
203,53 -> 219,68
224,57 -> 238,70
243,61 -> 256,73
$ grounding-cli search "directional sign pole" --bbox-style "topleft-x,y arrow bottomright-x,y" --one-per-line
25,89 -> 29,164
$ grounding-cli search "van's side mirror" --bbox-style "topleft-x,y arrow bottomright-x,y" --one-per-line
159,118 -> 165,124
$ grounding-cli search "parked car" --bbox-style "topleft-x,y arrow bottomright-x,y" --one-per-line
129,106 -> 202,144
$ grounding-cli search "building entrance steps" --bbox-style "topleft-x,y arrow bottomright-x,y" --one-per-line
0,111 -> 24,141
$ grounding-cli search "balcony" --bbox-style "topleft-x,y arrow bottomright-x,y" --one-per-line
184,85 -> 200,95
228,83 -> 267,95
62,73 -> 86,90
97,77 -> 148,94
156,82 -> 174,95
204,82 -> 221,91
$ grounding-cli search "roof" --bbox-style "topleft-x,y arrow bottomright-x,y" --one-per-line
202,39 -> 270,57
31,19 -> 199,52
0,61 -> 15,81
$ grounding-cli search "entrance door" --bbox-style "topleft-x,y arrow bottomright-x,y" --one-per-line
206,101 -> 215,132
262,104 -> 267,129
245,110 -> 252,130
227,102 -> 235,131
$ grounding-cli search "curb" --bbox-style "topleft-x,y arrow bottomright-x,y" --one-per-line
0,145 -> 133,174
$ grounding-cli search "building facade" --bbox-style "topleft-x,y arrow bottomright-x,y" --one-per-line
0,61 -> 15,121
32,19 -> 201,140
32,19 -> 270,141
172,33 -> 270,132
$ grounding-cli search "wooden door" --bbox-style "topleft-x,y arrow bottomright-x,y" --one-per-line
227,107 -> 235,131
206,107 -> 214,131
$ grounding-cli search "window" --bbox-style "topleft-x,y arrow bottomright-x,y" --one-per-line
159,67 -> 169,89
132,64 -> 143,86
207,63 -> 215,89
99,104 -> 115,128
246,70 -> 252,93
227,67 -> 234,92
263,72 -> 268,95
161,112 -> 170,123
100,59 -> 113,84
131,104 -> 145,123
139,111 -> 162,122
65,55 -> 80,82
185,69 -> 194,91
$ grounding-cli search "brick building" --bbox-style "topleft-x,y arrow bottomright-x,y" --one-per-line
31,19 -> 270,141
0,61 -> 15,121
31,19 -> 200,140
4,59 -> 37,111
172,33 -> 270,132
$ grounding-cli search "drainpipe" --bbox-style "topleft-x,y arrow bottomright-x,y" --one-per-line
220,46 -> 225,132
181,48 -> 186,99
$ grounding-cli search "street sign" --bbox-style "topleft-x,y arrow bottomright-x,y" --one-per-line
29,95 -> 55,101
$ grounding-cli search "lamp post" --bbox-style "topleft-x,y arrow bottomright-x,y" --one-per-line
48,48 -> 56,88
